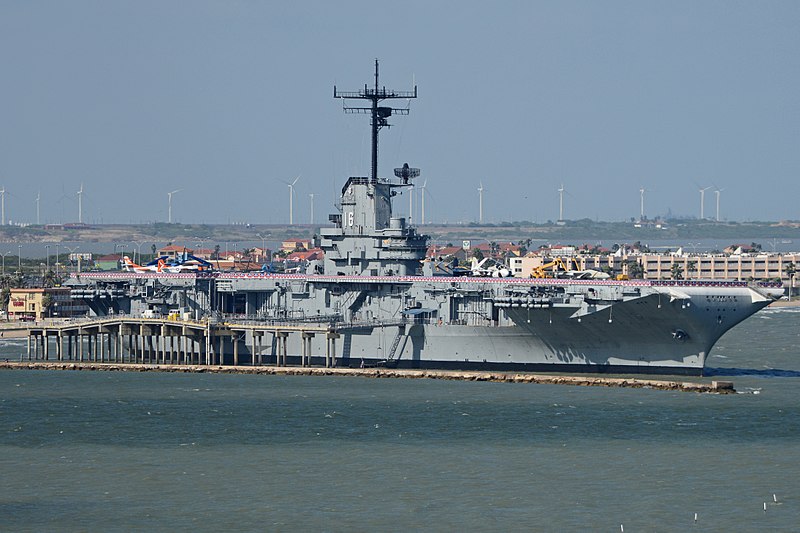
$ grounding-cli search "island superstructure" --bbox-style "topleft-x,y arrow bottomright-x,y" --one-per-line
62,62 -> 782,375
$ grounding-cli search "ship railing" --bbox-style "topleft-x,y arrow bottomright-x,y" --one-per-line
45,315 -> 114,326
29,314 -> 211,328
649,279 -> 751,288
330,317 -> 409,331
219,312 -> 343,325
753,280 -> 784,288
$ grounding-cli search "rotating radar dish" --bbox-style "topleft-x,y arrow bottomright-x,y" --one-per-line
394,163 -> 420,184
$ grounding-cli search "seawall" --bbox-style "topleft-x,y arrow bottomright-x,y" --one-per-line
0,361 -> 735,393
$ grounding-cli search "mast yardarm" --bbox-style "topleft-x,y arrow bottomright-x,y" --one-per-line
333,60 -> 417,181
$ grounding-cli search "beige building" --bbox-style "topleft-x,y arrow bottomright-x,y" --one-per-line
8,288 -> 88,321
281,239 -> 311,252
511,252 -> 799,283
637,253 -> 799,281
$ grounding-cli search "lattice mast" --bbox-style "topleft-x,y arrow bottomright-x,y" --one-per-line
334,60 -> 417,182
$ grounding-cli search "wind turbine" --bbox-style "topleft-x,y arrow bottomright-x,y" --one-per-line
280,175 -> 301,224
420,180 -> 427,225
77,183 -> 84,223
35,191 -> 41,225
639,187 -> 646,220
0,187 -> 5,225
714,187 -> 725,222
309,193 -> 314,225
167,189 -> 181,223
558,184 -> 565,222
478,182 -> 484,224
408,182 -> 414,224
698,186 -> 711,219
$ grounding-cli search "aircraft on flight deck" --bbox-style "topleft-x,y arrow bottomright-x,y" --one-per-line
122,256 -> 166,273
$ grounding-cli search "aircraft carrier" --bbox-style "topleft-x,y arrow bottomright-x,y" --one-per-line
63,62 -> 783,375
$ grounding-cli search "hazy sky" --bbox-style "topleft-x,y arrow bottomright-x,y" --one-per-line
1,1 -> 798,225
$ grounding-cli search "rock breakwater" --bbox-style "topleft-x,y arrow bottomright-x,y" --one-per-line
0,361 -> 734,393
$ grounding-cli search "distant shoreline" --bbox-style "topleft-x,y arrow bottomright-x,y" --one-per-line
1,220 -> 800,248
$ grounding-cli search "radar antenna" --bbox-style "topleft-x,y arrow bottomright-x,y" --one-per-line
393,162 -> 420,185
334,60 -> 417,183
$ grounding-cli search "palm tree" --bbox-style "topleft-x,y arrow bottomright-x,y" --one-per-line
0,287 -> 9,313
785,261 -> 796,300
670,263 -> 684,280
41,293 -> 53,318
687,260 -> 697,280
43,269 -> 60,288
625,259 -> 644,279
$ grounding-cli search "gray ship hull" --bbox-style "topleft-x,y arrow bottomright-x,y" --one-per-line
67,272 -> 779,375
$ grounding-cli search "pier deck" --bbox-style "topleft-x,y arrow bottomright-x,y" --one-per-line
23,317 -> 341,368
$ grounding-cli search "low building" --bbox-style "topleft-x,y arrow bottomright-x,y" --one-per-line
499,243 -> 524,257
285,248 -> 324,262
192,248 -> 215,260
509,256 -> 547,277
157,245 -> 193,260
550,245 -> 576,257
281,239 -> 311,252
68,252 -> 92,270
249,247 -> 271,263
427,245 -> 468,262
8,288 -> 89,321
93,254 -> 122,271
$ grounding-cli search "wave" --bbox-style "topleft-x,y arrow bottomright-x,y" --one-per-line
762,306 -> 800,314
705,367 -> 800,378
0,339 -> 26,347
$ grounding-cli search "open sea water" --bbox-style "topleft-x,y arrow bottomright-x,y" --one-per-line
1,308 -> 799,532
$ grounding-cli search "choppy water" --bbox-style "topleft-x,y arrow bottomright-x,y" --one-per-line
1,309 -> 799,531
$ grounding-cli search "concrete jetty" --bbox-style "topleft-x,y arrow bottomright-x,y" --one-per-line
0,361 -> 735,393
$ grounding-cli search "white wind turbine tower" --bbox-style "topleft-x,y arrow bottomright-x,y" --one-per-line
420,180 -> 427,225
309,193 -> 314,225
36,191 -> 41,225
280,175 -> 301,224
478,182 -> 484,224
698,185 -> 711,219
558,184 -> 565,222
77,183 -> 84,223
714,187 -> 725,222
0,187 -> 5,225
167,189 -> 181,223
408,183 -> 414,224
639,187 -> 646,220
